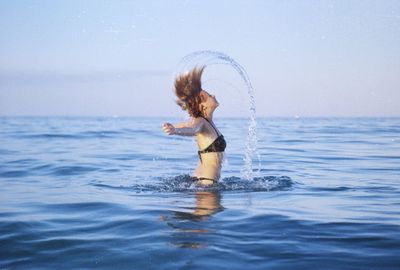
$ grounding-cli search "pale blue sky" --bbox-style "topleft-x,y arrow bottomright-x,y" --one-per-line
1,0 -> 399,117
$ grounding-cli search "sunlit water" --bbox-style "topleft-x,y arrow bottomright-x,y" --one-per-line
1,117 -> 400,269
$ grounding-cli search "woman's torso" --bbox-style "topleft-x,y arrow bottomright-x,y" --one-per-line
194,117 -> 226,180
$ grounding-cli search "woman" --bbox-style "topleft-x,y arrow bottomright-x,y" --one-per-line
162,66 -> 226,186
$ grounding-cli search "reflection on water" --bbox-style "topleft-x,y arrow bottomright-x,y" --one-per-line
160,191 -> 223,249
193,191 -> 224,218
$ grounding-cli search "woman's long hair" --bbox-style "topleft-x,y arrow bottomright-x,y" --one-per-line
174,66 -> 205,118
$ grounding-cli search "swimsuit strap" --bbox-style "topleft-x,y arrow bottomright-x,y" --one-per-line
202,117 -> 220,136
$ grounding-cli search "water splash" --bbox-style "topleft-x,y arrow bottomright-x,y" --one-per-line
175,51 -> 258,180
90,175 -> 293,193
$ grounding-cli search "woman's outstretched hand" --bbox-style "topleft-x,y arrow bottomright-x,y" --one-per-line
163,123 -> 176,135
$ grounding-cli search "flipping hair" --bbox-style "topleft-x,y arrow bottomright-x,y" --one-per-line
174,66 -> 205,118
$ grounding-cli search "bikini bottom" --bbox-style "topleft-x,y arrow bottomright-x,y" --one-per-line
190,176 -> 217,185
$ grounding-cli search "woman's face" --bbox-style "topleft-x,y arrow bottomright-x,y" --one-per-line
200,90 -> 219,110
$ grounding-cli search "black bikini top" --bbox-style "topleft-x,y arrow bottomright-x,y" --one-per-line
198,117 -> 226,155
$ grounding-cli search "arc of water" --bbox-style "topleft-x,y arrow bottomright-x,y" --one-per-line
175,50 -> 258,180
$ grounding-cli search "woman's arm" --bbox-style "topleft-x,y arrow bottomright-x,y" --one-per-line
171,121 -> 190,128
163,118 -> 203,136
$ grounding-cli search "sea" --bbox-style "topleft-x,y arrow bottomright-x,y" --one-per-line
1,116 -> 399,269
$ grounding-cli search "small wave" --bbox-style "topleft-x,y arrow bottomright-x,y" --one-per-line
0,170 -> 30,178
48,165 -> 98,176
5,158 -> 38,165
307,185 -> 398,193
16,130 -> 124,140
309,186 -> 352,192
34,201 -> 125,213
0,149 -> 18,155
19,133 -> 79,139
0,164 -> 99,178
90,174 -> 294,193
78,130 -> 123,138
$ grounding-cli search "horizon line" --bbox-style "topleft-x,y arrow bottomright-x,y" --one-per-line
1,114 -> 399,119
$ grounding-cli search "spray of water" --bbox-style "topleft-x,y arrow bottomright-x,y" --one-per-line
175,50 -> 258,180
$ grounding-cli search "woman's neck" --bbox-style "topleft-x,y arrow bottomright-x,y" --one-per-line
203,110 -> 214,120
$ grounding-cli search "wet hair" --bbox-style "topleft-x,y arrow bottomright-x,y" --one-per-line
174,66 -> 205,118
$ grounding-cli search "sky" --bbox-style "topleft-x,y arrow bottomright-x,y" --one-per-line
0,0 -> 399,117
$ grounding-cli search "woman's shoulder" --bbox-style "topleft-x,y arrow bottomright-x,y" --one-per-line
190,117 -> 207,130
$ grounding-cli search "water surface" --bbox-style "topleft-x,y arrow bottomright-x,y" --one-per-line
1,117 -> 399,269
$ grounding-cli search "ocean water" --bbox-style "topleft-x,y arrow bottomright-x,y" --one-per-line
0,116 -> 399,269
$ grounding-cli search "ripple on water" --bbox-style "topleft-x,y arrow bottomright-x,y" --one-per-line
0,202 -> 166,269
